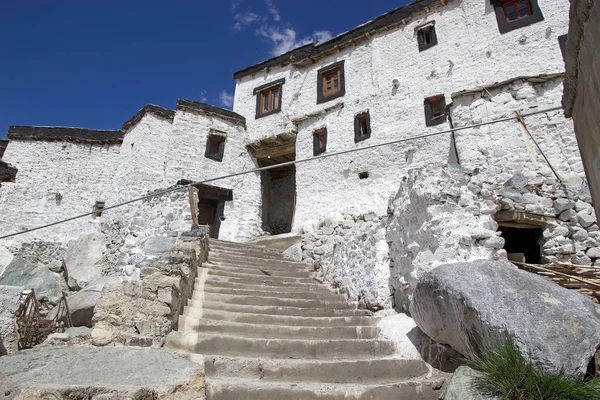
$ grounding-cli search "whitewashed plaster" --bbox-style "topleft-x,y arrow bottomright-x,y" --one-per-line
0,140 -> 121,245
232,0 -> 570,231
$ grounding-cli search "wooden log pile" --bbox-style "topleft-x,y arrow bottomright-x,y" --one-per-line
512,261 -> 600,303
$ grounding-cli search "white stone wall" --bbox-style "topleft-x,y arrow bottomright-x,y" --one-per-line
0,140 -> 121,245
232,0 -> 570,231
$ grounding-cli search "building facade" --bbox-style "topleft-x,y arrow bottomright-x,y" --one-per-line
0,0 -> 590,272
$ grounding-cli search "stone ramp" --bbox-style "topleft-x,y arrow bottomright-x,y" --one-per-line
0,347 -> 205,399
166,238 -> 448,399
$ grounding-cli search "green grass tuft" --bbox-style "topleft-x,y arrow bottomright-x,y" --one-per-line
467,333 -> 600,400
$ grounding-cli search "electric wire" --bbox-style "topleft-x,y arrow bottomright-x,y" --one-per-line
0,105 -> 563,240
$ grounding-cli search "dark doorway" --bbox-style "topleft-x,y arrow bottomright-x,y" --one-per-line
194,183 -> 232,239
499,226 -> 543,264
261,164 -> 296,235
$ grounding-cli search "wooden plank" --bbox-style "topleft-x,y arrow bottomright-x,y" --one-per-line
188,187 -> 199,226
254,144 -> 296,160
513,261 -> 600,290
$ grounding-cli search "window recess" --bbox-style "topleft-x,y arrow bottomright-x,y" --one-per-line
416,22 -> 438,51
205,131 -> 226,162
491,0 -> 544,34
317,61 -> 346,104
313,127 -> 328,156
424,94 -> 447,127
253,78 -> 285,119
354,111 -> 371,143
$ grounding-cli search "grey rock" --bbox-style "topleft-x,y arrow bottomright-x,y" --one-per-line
63,233 -> 106,290
470,229 -> 492,240
482,236 -> 504,249
558,209 -> 577,222
504,173 -> 527,189
169,220 -> 188,231
573,229 -> 589,242
0,347 -> 205,399
578,209 -> 597,228
46,260 -> 63,273
363,212 -> 377,222
444,366 -> 499,400
0,285 -> 23,355
64,326 -> 92,338
282,243 -> 302,262
587,224 -> 600,233
500,189 -> 523,202
317,226 -> 334,236
144,237 -> 177,255
342,220 -> 355,229
0,246 -> 14,278
410,260 -> 600,376
575,200 -> 592,212
0,256 -> 67,301
554,198 -> 575,212
46,332 -> 70,342
587,247 -> 600,259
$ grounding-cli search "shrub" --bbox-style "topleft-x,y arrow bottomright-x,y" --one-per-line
468,333 -> 600,400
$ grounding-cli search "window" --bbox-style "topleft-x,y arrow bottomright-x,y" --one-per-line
313,128 -> 327,156
424,95 -> 447,127
354,111 -> 371,143
205,131 -> 226,162
417,24 -> 438,52
253,78 -> 285,119
317,61 -> 345,104
492,0 -> 544,34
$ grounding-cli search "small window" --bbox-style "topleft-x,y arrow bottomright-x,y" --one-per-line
313,128 -> 328,156
317,61 -> 345,104
424,95 -> 447,127
253,78 -> 285,119
417,24 -> 437,52
492,0 -> 544,34
205,132 -> 226,162
354,111 -> 371,143
93,201 -> 105,218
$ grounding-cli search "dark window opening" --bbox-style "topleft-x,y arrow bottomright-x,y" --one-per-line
354,111 -> 371,143
205,133 -> 226,162
417,24 -> 438,51
253,78 -> 285,119
500,226 -> 543,264
558,34 -> 567,61
317,61 -> 346,104
93,201 -> 105,218
358,171 -> 369,179
424,94 -> 447,126
260,164 -> 296,235
313,128 -> 327,156
491,0 -> 544,34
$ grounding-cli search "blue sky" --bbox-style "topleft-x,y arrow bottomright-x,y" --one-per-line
0,1 -> 408,138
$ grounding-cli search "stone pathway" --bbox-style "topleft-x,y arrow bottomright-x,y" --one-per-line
166,239 -> 448,399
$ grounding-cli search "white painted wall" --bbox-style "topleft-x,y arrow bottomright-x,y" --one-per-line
0,140 -> 121,245
233,0 -> 570,231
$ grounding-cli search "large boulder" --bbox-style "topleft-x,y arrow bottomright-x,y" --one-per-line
0,246 -> 14,278
63,233 -> 106,290
50,276 -> 122,328
0,256 -> 66,301
410,259 -> 600,376
0,285 -> 23,355
444,366 -> 498,400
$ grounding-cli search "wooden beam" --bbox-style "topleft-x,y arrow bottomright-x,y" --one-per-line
254,144 -> 296,160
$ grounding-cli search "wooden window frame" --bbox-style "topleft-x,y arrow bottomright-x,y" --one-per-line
417,23 -> 438,52
491,0 -> 544,34
502,0 -> 532,21
424,94 -> 447,127
313,127 -> 328,156
317,61 -> 345,104
354,111 -> 371,143
205,131 -> 226,162
253,78 -> 285,119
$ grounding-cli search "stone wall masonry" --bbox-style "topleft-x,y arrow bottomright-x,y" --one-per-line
91,235 -> 207,348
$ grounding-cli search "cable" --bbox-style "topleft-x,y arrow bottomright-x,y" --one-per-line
0,105 -> 563,240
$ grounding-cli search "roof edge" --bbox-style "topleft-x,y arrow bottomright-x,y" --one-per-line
122,104 -> 175,131
176,99 -> 246,127
7,126 -> 125,144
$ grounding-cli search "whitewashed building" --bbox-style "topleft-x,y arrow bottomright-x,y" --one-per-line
2,0 -> 592,277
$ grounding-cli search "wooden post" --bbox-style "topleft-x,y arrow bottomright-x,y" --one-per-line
188,186 -> 199,226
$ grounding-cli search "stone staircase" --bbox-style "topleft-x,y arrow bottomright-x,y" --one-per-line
166,239 -> 447,399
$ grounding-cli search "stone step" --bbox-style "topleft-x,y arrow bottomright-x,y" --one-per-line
166,332 -> 396,360
202,279 -> 338,294
182,307 -> 378,327
208,253 -> 309,269
201,285 -> 345,301
208,247 -> 288,260
203,274 -> 321,288
209,240 -> 283,255
194,292 -> 356,310
178,317 -> 379,340
204,356 -> 429,384
187,301 -> 369,318
205,377 -> 446,400
204,268 -> 316,284
204,262 -> 311,278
